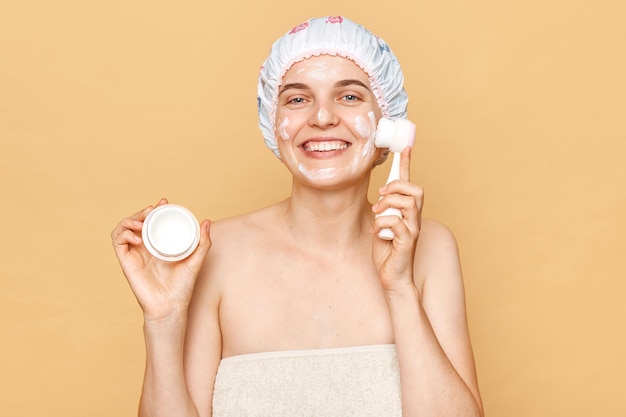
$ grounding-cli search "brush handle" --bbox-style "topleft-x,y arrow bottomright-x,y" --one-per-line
376,151 -> 402,240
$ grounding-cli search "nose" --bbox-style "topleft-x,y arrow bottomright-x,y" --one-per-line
309,100 -> 339,128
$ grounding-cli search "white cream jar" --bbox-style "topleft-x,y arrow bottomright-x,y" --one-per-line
141,204 -> 200,262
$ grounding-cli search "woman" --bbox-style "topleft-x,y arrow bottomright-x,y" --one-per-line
112,16 -> 483,417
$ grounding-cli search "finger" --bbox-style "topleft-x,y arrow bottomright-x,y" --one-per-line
197,220 -> 212,252
186,220 -> 212,269
400,146 -> 412,182
378,182 -> 424,211
113,200 -> 168,239
116,228 -> 142,245
373,190 -> 422,236
120,203 -> 161,238
111,217 -> 143,242
374,194 -> 417,214
372,213 -> 411,242
111,217 -> 143,241
401,183 -> 424,214
112,229 -> 143,258
129,205 -> 155,223
374,195 -> 419,230
124,199 -> 166,226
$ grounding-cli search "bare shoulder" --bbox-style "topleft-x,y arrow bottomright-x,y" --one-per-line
418,218 -> 459,251
208,203 -> 283,252
415,219 -> 462,276
189,204 -> 282,314
413,219 -> 465,306
199,203 -> 285,284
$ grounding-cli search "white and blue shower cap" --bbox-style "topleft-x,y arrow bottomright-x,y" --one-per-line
257,16 -> 409,158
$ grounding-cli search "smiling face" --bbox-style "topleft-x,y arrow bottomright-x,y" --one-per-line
274,55 -> 383,187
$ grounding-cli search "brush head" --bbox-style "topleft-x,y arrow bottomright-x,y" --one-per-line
374,118 -> 416,152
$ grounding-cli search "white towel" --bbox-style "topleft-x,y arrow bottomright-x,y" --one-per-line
212,344 -> 402,416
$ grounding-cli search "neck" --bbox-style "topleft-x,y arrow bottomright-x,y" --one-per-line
281,178 -> 374,250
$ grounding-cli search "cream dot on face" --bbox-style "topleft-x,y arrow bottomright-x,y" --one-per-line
278,117 -> 290,140
355,115 -> 372,139
308,61 -> 330,81
355,111 -> 378,157
317,108 -> 329,123
298,164 -> 338,180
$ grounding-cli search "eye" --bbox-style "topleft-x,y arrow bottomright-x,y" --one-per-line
339,93 -> 365,105
290,97 -> 306,104
282,96 -> 308,107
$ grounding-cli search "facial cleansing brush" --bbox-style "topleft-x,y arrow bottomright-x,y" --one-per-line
374,118 -> 416,240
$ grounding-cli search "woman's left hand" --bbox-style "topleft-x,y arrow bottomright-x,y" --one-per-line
371,147 -> 424,293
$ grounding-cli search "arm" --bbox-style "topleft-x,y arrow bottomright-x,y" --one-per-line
372,150 -> 483,417
140,313 -> 199,417
111,199 -> 219,417
386,222 -> 483,417
182,257 -> 223,417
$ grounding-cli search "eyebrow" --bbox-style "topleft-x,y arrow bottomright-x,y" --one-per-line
278,83 -> 309,96
334,79 -> 371,90
278,79 -> 371,96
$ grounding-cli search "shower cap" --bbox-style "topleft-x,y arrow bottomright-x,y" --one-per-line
257,16 -> 409,158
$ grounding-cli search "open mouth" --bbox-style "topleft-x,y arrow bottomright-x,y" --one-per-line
301,140 -> 350,152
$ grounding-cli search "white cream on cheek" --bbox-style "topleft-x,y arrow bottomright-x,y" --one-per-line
331,111 -> 377,175
362,111 -> 378,157
278,117 -> 290,140
354,114 -> 372,139
353,111 -> 378,160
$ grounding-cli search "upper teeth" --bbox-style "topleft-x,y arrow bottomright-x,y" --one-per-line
304,141 -> 348,152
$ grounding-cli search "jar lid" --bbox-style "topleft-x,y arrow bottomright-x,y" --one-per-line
142,204 -> 200,262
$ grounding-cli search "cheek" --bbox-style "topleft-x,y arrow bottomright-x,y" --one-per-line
276,117 -> 291,141
353,111 -> 378,157
354,114 -> 373,139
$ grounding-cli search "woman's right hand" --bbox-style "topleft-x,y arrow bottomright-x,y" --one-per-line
111,198 -> 212,322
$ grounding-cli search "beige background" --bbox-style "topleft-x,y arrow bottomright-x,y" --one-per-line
1,0 -> 624,415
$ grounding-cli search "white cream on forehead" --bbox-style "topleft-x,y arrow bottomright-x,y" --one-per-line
278,117 -> 290,140
294,60 -> 342,81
